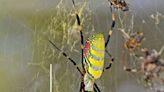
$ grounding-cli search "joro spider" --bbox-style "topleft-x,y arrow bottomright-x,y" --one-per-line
49,0 -> 115,92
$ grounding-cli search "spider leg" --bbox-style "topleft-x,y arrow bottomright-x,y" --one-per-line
105,49 -> 113,57
49,40 -> 89,91
80,82 -> 82,92
105,0 -> 116,48
72,0 -> 85,72
49,40 -> 83,76
72,1 -> 86,91
105,58 -> 114,70
94,83 -> 101,92
80,80 -> 85,92
103,49 -> 114,72
94,87 -> 97,92
104,0 -> 115,68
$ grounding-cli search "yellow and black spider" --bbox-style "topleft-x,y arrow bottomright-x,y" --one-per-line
49,0 -> 115,92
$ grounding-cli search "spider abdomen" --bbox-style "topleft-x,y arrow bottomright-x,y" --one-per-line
84,33 -> 105,79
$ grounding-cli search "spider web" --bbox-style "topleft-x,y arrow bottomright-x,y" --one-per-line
116,0 -> 164,92
48,0 -> 164,92
29,0 -> 94,92
0,0 -> 164,92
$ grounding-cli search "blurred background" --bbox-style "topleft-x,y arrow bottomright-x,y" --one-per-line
0,0 -> 164,92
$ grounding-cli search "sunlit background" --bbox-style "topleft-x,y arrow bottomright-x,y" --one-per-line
0,0 -> 164,92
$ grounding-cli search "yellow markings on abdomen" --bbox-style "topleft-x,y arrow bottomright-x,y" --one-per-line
88,67 -> 103,79
85,33 -> 105,79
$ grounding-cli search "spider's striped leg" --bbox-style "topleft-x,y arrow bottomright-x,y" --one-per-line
104,58 -> 114,71
105,14 -> 115,47
103,49 -> 114,71
49,40 -> 83,76
105,0 -> 115,48
104,35 -> 115,72
49,40 -> 101,91
76,13 -> 85,70
104,0 -> 115,70
72,1 -> 86,91
94,83 -> 101,92
49,40 -> 87,91
72,0 -> 85,72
